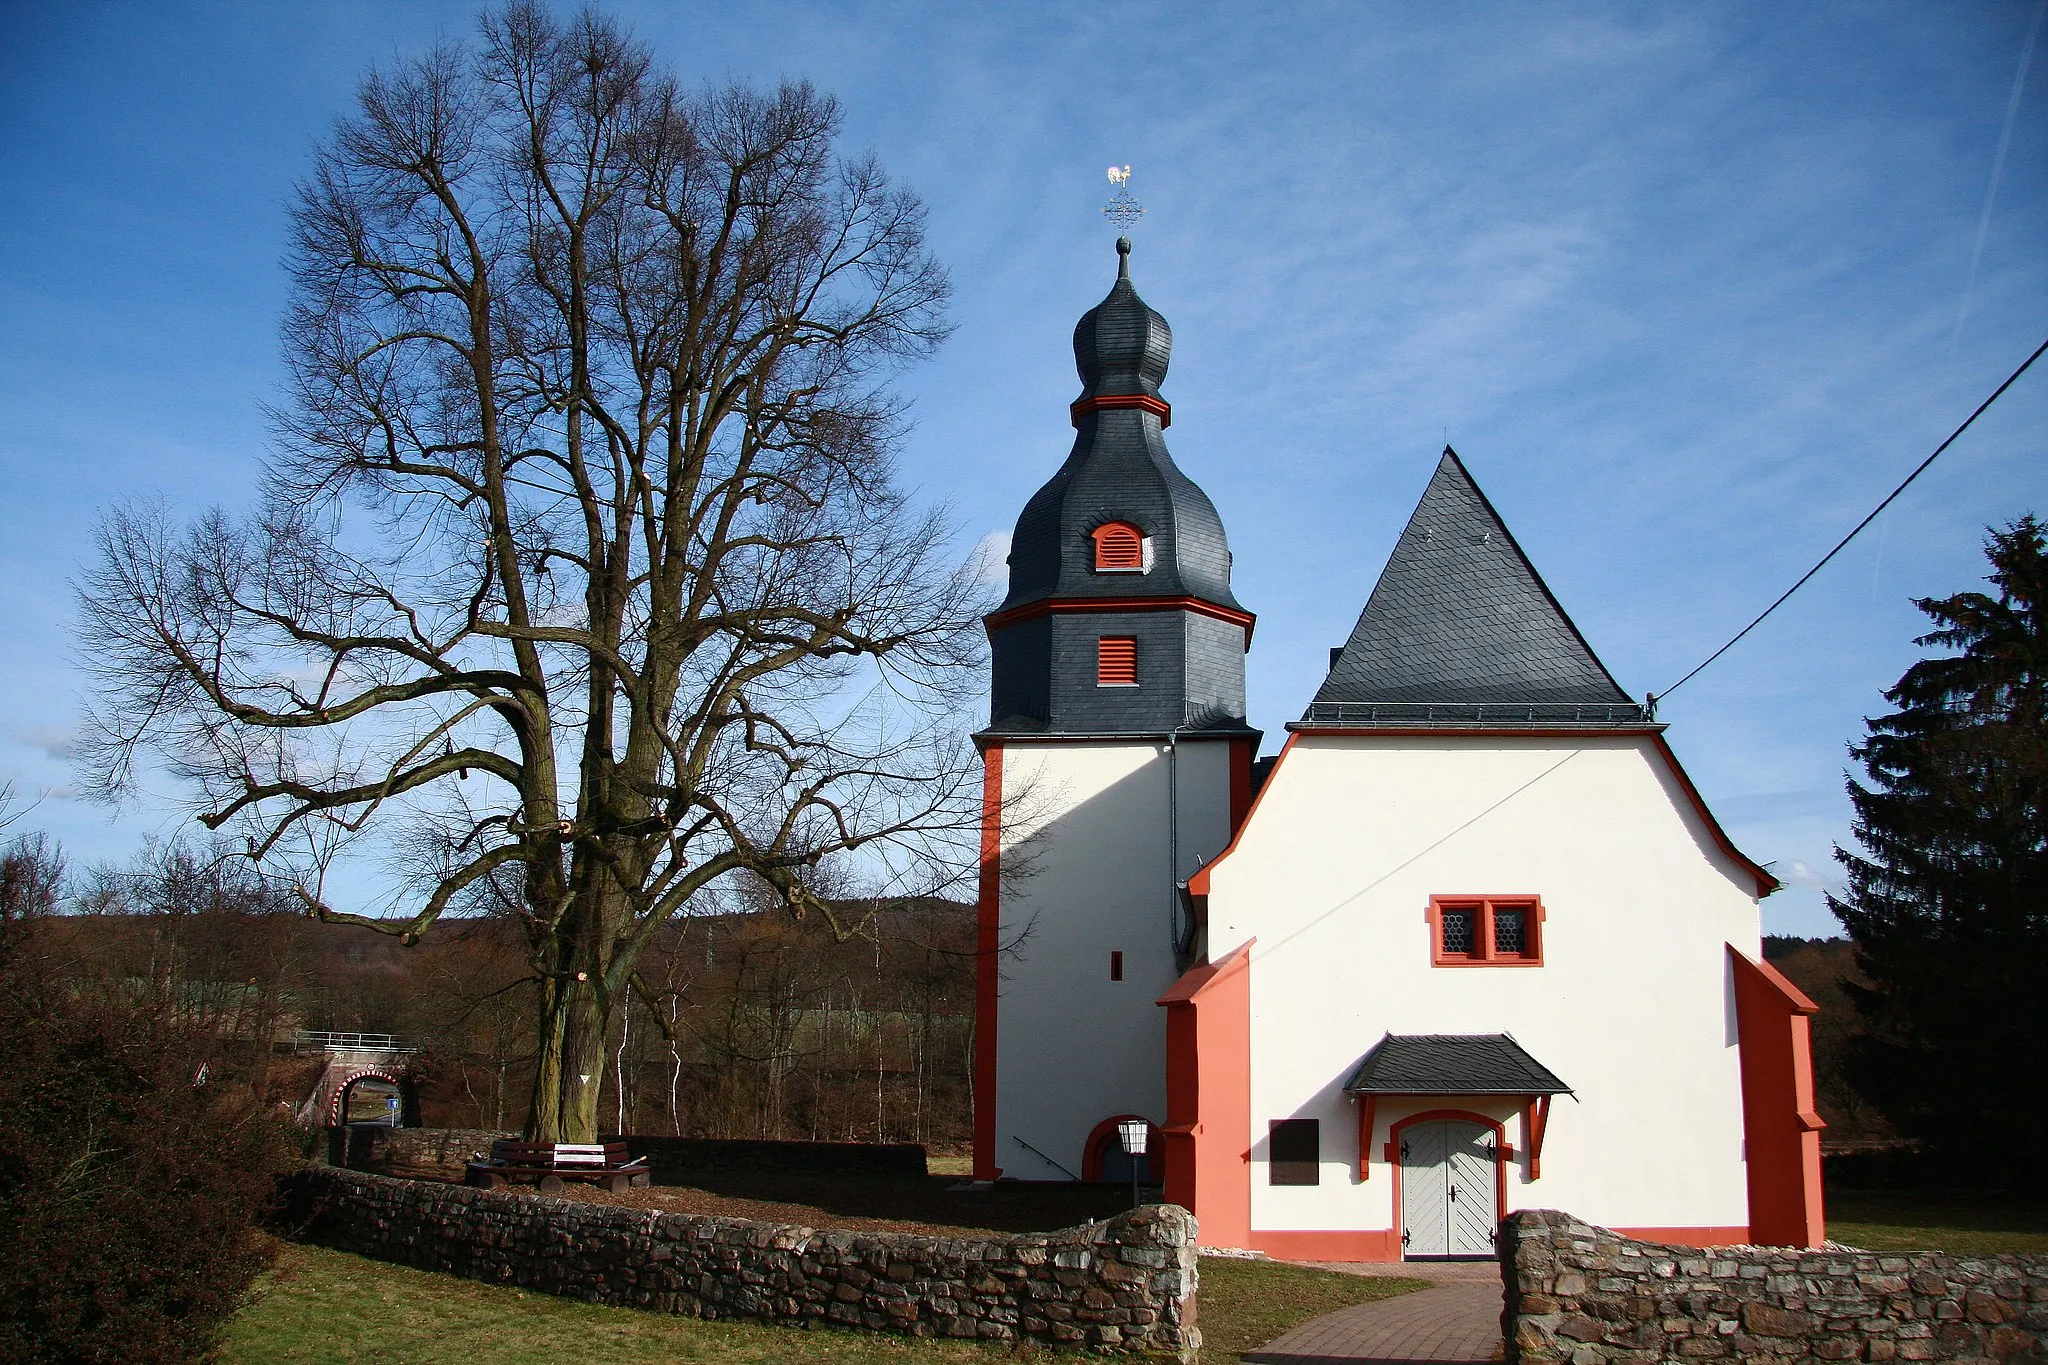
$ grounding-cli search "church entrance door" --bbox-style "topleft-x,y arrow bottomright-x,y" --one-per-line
1399,1119 -> 1497,1258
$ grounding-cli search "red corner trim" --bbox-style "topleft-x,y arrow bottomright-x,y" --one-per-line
1071,393 -> 1171,427
1739,950 -> 1821,1015
1729,944 -> 1826,1248
1158,939 -> 1254,1249
1187,735 -> 1297,896
983,594 -> 1256,641
1228,737 -> 1255,835
972,745 -> 1003,1181
1156,936 -> 1253,1005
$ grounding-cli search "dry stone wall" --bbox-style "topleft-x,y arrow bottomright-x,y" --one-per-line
339,1127 -> 511,1181
281,1167 -> 1198,1357
1502,1210 -> 2048,1365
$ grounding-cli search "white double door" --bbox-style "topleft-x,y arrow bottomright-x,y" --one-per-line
1400,1119 -> 1499,1258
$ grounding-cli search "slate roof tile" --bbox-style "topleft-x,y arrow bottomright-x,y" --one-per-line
1304,449 -> 1640,726
1343,1033 -> 1571,1095
999,240 -> 1243,617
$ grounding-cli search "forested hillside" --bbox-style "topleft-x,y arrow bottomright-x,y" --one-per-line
41,897 -> 977,1151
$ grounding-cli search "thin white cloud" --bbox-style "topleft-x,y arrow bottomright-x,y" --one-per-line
14,723 -> 76,761
1776,859 -> 1842,894
965,530 -> 1011,588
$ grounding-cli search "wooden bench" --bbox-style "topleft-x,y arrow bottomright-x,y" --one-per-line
464,1139 -> 651,1194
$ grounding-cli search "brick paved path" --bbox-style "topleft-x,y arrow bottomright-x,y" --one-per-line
1241,1261 -> 1504,1364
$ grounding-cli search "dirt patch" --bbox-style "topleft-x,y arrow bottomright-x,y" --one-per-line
494,1169 -> 1141,1238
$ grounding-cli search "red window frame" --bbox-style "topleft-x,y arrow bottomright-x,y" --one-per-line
1097,636 -> 1138,686
1091,522 -> 1146,572
1425,895 -> 1544,967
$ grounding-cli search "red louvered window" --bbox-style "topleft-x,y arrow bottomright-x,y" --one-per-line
1097,636 -> 1138,686
1091,522 -> 1145,572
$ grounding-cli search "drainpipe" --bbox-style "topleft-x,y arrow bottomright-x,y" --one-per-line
1167,719 -> 1191,967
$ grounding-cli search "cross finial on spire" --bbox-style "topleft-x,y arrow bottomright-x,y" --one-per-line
1102,165 -> 1145,229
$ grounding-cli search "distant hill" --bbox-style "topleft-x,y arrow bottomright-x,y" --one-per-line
1760,935 -> 1892,1145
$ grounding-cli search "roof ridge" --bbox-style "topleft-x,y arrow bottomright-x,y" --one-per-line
1305,448 -> 1636,722
1438,447 -> 1631,700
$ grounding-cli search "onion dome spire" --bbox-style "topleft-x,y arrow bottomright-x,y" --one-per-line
983,239 -> 1255,736
1072,237 -> 1172,402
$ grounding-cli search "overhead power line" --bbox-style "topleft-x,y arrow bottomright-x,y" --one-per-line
1655,334 -> 2048,705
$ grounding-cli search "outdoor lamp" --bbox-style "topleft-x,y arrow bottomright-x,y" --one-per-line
1117,1118 -> 1148,1209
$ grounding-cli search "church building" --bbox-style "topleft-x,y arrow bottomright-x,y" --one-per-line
971,238 -> 1826,1258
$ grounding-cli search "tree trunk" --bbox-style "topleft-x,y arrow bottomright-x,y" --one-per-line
528,973 -> 610,1142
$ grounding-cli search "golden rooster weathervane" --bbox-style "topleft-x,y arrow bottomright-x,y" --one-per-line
1102,165 -> 1145,229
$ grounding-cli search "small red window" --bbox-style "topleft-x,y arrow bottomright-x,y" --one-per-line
1097,637 -> 1137,686
1092,522 -> 1145,571
1427,896 -> 1544,966
1110,951 -> 1124,981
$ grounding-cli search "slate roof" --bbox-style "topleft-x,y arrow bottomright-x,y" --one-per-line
1300,448 -> 1646,729
1343,1033 -> 1572,1096
998,239 -> 1244,617
1072,238 -> 1171,402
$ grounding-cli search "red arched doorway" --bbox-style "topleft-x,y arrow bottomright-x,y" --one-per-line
1081,1114 -> 1165,1187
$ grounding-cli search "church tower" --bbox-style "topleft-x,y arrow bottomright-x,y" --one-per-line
974,239 -> 1258,1184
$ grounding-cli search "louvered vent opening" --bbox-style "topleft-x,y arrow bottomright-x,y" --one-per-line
1092,522 -> 1145,571
1097,636 -> 1138,686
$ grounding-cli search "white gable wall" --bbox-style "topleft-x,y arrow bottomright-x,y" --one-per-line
1204,733 -> 1761,1237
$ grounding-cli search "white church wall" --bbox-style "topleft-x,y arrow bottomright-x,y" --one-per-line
1206,733 -> 1760,1237
993,739 -> 1235,1180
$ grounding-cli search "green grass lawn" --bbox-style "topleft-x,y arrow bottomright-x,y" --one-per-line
1826,1189 -> 2048,1256
225,1191 -> 2048,1364
1191,1258 -> 1427,1360
220,1242 -> 1426,1363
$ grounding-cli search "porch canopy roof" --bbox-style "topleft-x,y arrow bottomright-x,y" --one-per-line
1342,1033 -> 1571,1096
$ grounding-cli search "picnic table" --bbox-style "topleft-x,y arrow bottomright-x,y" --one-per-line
465,1139 -> 651,1195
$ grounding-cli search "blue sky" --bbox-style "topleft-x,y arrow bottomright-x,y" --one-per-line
1,1 -> 2043,937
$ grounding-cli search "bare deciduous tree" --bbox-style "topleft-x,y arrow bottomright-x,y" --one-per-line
77,2 -> 981,1142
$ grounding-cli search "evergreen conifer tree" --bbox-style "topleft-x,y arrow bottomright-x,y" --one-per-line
1831,515 -> 2047,1189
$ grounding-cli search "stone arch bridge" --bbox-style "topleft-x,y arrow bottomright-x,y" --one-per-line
293,1032 -> 424,1129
